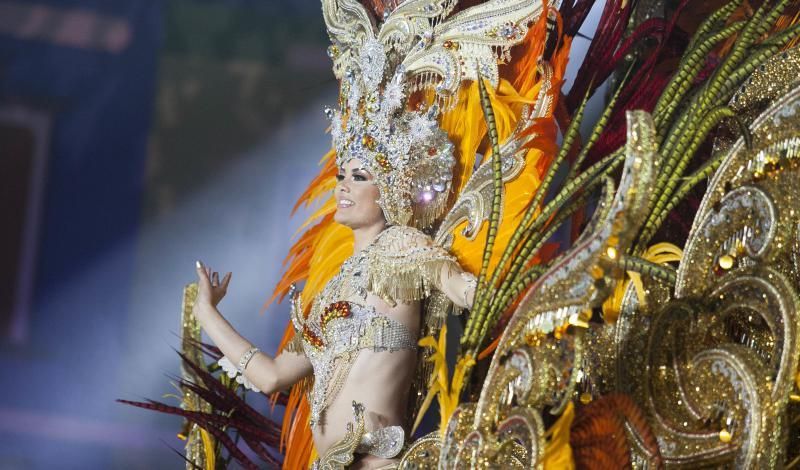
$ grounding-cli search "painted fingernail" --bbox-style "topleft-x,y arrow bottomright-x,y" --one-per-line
196,260 -> 202,268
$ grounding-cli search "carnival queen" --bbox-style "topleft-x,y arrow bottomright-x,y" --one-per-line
186,0 -> 551,466
194,159 -> 476,469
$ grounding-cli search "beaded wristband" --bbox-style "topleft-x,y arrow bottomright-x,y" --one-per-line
237,346 -> 260,374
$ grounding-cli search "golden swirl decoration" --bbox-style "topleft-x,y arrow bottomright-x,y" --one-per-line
591,82 -> 800,468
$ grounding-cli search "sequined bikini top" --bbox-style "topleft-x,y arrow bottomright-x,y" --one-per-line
297,300 -> 418,355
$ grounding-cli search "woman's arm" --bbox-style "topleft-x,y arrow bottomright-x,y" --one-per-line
193,262 -> 313,394
438,262 -> 477,309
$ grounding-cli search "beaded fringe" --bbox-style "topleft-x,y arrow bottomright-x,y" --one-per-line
366,257 -> 456,306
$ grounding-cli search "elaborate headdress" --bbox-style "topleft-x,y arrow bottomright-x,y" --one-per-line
324,0 -> 543,227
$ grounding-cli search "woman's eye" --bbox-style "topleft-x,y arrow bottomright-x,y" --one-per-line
353,174 -> 366,182
335,174 -> 345,182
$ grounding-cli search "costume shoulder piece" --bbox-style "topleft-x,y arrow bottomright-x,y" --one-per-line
366,225 -> 456,305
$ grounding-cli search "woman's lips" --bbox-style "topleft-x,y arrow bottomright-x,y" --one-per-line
337,199 -> 354,208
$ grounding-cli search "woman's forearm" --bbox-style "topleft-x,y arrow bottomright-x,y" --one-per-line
193,302 -> 284,393
439,263 -> 476,309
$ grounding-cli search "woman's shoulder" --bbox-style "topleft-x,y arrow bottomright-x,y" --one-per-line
365,225 -> 454,304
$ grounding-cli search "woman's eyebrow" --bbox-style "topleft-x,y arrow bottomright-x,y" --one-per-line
337,166 -> 366,173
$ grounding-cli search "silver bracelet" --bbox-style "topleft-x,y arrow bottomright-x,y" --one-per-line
237,346 -> 260,374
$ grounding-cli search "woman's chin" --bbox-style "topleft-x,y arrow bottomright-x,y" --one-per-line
333,211 -> 352,226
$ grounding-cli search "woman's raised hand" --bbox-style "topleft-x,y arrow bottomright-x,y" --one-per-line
195,261 -> 232,308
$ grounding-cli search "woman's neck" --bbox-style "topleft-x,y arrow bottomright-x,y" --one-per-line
352,222 -> 388,252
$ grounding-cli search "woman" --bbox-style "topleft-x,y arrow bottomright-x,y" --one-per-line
192,155 -> 476,468
188,0 -> 551,465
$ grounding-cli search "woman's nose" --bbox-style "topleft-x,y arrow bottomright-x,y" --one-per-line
337,180 -> 350,192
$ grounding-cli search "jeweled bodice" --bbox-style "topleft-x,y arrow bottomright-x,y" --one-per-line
286,225 -> 458,426
300,301 -> 417,426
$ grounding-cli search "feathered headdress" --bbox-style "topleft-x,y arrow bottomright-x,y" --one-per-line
323,0 -> 544,226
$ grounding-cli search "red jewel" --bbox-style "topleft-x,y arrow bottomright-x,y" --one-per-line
302,324 -> 324,348
321,301 -> 352,332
